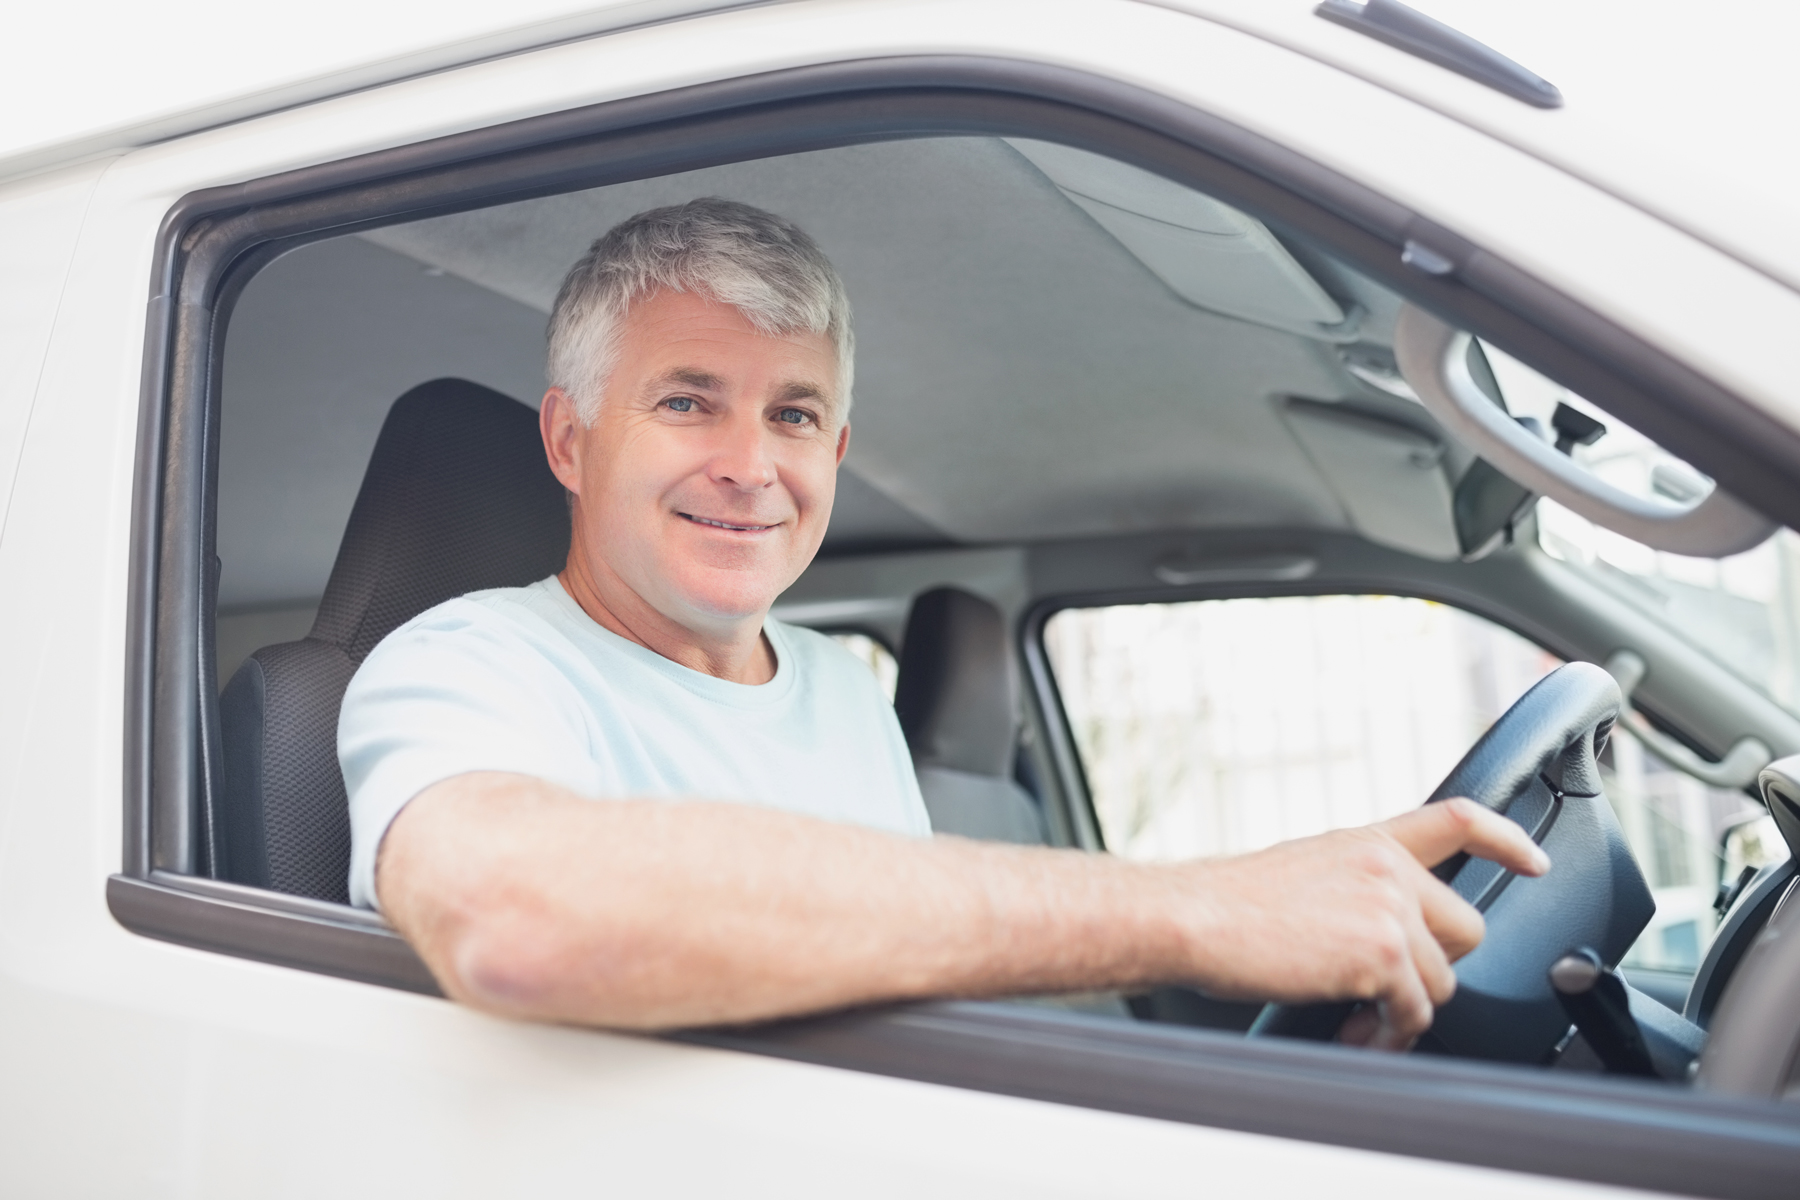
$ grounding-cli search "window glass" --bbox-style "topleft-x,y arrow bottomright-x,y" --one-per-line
830,631 -> 899,700
1042,593 -> 1776,974
1607,730 -> 1779,972
1540,504 -> 1800,722
1043,596 -> 1559,860
1478,342 -> 1800,719
1472,344 -> 1796,970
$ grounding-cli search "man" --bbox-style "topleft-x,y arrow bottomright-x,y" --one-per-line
341,198 -> 1547,1049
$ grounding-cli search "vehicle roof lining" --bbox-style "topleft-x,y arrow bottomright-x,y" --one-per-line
357,134 -> 1377,551
220,134 -> 1429,609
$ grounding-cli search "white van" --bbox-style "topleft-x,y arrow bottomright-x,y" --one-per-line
3,1 -> 1798,1195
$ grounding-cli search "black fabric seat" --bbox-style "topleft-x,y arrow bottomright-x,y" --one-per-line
893,587 -> 1048,845
218,378 -> 570,901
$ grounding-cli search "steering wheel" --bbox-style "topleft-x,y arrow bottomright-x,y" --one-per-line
1250,661 -> 1656,1063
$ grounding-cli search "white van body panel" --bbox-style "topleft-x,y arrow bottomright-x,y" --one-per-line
0,0 -> 733,182
80,0 -> 1800,426
0,1 -> 1774,1193
0,159 -> 112,533
1159,0 -> 1800,296
8,0 -> 1796,294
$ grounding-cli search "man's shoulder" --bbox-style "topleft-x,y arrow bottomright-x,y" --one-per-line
410,577 -> 559,626
343,578 -> 599,726
369,578 -> 571,660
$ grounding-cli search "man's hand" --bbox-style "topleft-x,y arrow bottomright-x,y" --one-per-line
380,776 -> 1547,1037
1174,798 -> 1550,1049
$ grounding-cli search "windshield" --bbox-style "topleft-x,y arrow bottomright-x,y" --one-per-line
1539,503 -> 1800,718
1473,347 -> 1799,973
1478,344 -> 1800,719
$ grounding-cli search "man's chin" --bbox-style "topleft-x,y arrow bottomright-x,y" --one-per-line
636,541 -> 820,631
660,573 -> 788,629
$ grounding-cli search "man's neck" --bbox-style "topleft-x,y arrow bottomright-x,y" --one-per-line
556,553 -> 777,685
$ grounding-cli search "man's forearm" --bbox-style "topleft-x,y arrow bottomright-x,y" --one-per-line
379,772 -> 1199,1029
381,773 -> 1548,1042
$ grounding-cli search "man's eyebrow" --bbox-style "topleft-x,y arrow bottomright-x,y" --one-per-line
774,380 -> 828,405
647,368 -> 725,394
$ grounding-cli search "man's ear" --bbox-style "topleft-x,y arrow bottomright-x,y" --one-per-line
835,421 -> 851,466
540,387 -> 585,494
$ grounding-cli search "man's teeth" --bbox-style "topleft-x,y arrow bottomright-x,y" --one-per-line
685,514 -> 772,532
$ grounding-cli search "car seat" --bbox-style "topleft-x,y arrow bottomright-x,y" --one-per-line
893,587 -> 1048,844
216,378 -> 570,902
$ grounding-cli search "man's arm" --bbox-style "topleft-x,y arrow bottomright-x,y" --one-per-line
379,772 -> 1548,1047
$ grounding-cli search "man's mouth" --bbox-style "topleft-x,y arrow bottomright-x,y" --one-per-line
679,512 -> 778,533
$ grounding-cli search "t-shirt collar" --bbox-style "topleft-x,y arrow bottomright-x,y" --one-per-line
539,575 -> 796,707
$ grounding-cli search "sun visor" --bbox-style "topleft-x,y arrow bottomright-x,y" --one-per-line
1006,139 -> 1359,341
1280,398 -> 1461,560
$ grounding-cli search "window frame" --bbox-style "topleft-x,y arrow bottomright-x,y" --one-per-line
111,54 -> 1800,1195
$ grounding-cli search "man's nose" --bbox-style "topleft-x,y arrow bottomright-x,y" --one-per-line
708,411 -> 777,491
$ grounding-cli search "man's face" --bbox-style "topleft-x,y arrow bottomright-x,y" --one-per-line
551,287 -> 848,633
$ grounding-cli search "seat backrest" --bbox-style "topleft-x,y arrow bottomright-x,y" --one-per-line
217,378 -> 570,900
893,587 -> 1047,844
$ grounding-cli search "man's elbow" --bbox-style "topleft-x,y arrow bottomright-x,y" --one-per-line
416,897 -> 680,1031
376,779 -> 601,1020
376,784 -> 715,1031
379,849 -> 577,1020
439,917 -> 571,1018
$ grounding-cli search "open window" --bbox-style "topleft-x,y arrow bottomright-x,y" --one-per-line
112,59 -> 1800,1195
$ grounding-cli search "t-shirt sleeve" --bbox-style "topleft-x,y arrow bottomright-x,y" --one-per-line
339,602 -> 598,910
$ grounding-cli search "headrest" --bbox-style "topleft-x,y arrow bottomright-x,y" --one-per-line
894,587 -> 1019,777
309,378 -> 570,662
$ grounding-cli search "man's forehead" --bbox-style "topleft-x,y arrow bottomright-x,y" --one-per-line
615,289 -> 845,412
624,289 -> 826,349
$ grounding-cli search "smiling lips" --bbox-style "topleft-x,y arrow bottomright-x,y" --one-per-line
680,512 -> 779,533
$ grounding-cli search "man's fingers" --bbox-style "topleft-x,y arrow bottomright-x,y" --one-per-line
1334,911 -> 1449,1051
1386,799 -> 1515,963
1367,957 -> 1434,1051
1337,1004 -> 1381,1048
1382,798 -> 1550,878
1414,875 -> 1486,963
1197,799 -> 1546,1055
1404,905 -> 1459,1005
1361,911 -> 1453,1050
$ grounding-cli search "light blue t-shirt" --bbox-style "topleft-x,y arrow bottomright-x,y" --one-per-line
339,576 -> 929,909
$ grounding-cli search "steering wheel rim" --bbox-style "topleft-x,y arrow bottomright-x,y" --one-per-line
1250,661 -> 1653,1062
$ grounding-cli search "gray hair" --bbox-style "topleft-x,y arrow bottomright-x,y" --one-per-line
546,198 -> 854,424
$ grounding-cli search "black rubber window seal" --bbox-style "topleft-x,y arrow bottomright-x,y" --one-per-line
117,54 -> 1800,1199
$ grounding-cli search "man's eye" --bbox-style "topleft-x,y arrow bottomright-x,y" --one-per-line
665,396 -> 696,413
776,408 -> 813,426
